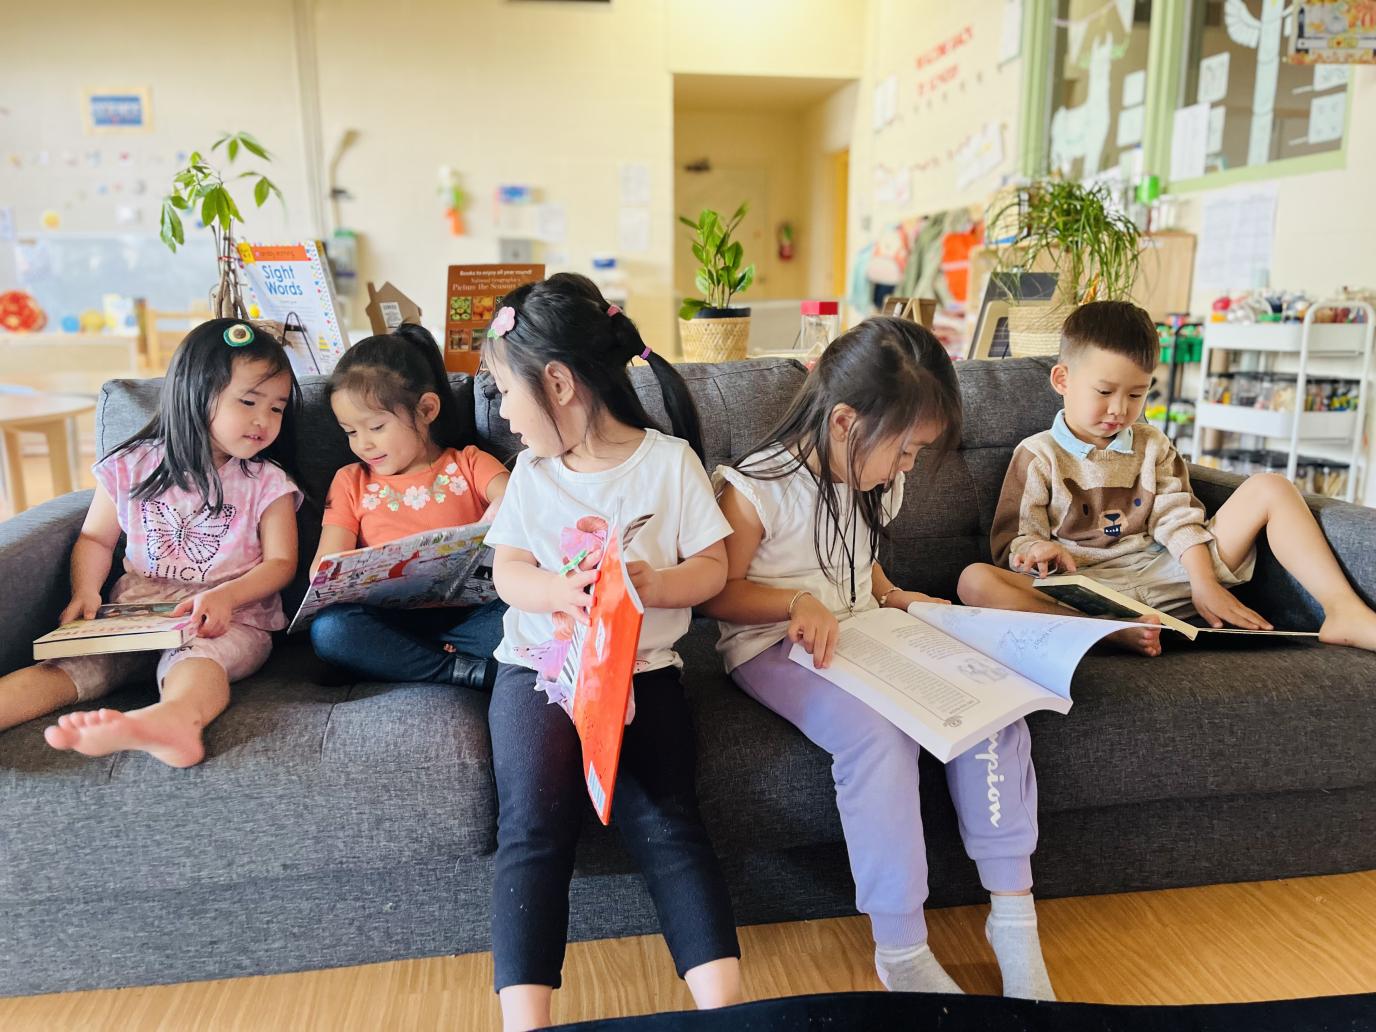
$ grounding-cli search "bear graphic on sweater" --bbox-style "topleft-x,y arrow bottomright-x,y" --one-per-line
1055,476 -> 1155,550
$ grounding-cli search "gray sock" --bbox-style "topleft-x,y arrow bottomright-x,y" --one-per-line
985,893 -> 1056,1000
874,942 -> 964,994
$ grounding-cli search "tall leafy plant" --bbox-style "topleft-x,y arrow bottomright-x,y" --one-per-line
160,132 -> 283,318
987,179 -> 1142,305
678,201 -> 756,320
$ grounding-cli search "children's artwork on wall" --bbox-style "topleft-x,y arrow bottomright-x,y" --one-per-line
82,88 -> 151,134
1225,0 -> 1292,165
865,208 -> 985,356
1287,0 -> 1376,63
1050,35 -> 1114,176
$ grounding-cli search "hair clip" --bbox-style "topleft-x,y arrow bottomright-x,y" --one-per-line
224,323 -> 255,347
488,306 -> 516,340
607,304 -> 622,317
640,345 -> 652,360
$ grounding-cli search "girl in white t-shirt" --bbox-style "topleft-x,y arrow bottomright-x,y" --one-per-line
703,318 -> 1056,1001
482,273 -> 741,1030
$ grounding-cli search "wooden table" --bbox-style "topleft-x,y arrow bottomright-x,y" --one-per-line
0,393 -> 97,514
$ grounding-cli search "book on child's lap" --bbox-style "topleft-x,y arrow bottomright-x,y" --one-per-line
287,521 -> 497,634
1033,574 -> 1319,640
790,602 -> 1156,763
33,603 -> 193,660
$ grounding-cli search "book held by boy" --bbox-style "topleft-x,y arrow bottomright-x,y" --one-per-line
1033,574 -> 1319,640
287,522 -> 496,634
789,602 -> 1151,763
33,603 -> 193,661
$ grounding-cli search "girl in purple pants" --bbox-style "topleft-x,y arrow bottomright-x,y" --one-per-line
702,318 -> 1055,1000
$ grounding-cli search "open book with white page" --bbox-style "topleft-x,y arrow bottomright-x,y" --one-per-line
789,602 -> 1143,763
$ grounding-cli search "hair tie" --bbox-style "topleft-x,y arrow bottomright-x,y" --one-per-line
607,304 -> 622,317
488,306 -> 516,340
224,323 -> 255,347
640,345 -> 652,360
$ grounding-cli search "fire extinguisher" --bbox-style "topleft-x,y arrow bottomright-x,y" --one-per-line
777,222 -> 795,262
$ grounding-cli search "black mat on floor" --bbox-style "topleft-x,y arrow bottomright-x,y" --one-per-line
553,991 -> 1376,1031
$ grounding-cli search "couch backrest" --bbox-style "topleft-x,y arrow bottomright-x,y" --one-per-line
93,355 -> 1063,606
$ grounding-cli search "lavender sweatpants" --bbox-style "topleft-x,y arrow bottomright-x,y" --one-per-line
732,639 -> 1039,947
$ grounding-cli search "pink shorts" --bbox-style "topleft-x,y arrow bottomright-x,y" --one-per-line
44,622 -> 274,703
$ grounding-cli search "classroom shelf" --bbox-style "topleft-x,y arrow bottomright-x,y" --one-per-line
1192,300 -> 1374,503
1202,321 -> 1369,355
1195,403 -> 1357,441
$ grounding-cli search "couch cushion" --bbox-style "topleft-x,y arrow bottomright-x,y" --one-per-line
0,641 -> 497,901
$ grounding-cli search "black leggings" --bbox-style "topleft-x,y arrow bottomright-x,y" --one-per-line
488,662 -> 740,991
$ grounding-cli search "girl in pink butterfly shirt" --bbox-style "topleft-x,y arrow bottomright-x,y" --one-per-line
0,318 -> 303,766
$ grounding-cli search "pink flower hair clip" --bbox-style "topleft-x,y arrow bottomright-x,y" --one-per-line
607,304 -> 622,317
488,306 -> 516,339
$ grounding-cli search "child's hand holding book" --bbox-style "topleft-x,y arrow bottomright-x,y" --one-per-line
1012,541 -> 1079,579
59,590 -> 103,625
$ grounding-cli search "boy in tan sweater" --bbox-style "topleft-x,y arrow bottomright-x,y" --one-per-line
958,301 -> 1376,655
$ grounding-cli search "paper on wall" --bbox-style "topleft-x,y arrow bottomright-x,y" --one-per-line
1000,0 -> 1024,63
1122,69 -> 1146,108
1115,0 -> 1134,31
1198,51 -> 1231,104
1170,102 -> 1210,182
618,207 -> 651,254
1116,105 -> 1145,148
1193,183 -> 1279,292
1207,105 -> 1227,154
618,163 -> 651,206
536,203 -> 567,244
954,121 -> 1005,191
1307,92 -> 1347,145
1312,65 -> 1350,92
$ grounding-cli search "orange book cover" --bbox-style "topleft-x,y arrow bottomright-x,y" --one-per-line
566,520 -> 646,825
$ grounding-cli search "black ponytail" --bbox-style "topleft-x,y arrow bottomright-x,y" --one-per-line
484,272 -> 706,462
328,322 -> 469,450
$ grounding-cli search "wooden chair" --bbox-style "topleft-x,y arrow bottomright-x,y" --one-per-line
135,300 -> 211,373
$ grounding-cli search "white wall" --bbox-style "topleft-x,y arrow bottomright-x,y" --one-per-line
4,0 -> 867,355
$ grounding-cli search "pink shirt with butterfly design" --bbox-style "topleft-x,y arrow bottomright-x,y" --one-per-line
94,443 -> 303,631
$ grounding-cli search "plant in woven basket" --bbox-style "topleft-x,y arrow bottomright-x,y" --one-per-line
986,178 -> 1142,306
159,132 -> 283,319
678,202 -> 756,320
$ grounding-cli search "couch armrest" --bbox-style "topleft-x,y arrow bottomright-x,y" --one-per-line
0,490 -> 92,675
1188,464 -> 1376,628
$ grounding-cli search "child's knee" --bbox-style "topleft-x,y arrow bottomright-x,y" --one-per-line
957,563 -> 1001,605
309,606 -> 360,662
1248,471 -> 1300,502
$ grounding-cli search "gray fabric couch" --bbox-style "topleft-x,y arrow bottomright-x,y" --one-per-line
4,357 -> 1376,997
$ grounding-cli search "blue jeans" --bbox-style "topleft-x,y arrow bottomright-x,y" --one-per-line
309,600 -> 507,685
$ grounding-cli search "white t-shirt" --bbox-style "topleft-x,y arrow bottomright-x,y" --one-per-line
713,448 -> 905,673
488,429 -> 731,681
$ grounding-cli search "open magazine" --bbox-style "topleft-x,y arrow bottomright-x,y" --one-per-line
287,522 -> 497,634
1034,574 -> 1319,640
560,516 -> 649,825
791,602 -> 1149,762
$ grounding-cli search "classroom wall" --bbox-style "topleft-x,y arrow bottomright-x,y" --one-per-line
3,0 -> 868,356
673,107 -> 812,303
848,0 -> 1024,248
1175,67 -> 1376,314
0,0 -> 310,298
802,82 -> 860,300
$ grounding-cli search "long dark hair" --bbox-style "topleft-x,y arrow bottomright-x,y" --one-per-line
114,317 -> 302,513
327,322 -> 469,450
483,272 -> 706,461
736,316 -> 963,587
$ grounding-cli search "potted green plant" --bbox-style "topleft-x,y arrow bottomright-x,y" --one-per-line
986,178 -> 1143,357
678,201 -> 756,362
159,131 -> 283,319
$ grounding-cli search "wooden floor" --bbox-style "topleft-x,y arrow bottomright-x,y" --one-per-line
3,871 -> 1375,1030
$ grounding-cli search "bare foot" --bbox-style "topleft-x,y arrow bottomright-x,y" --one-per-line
1319,603 -> 1376,652
43,705 -> 206,767
1105,615 -> 1162,657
